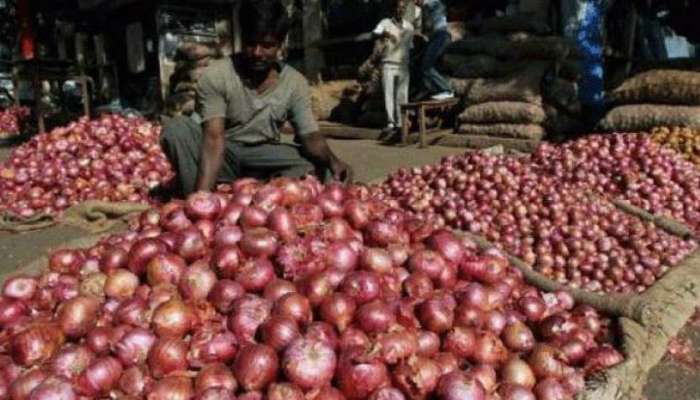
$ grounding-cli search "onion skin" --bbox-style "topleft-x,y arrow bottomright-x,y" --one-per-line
336,349 -> 391,400
436,370 -> 486,400
267,382 -> 304,400
320,293 -> 357,332
105,269 -> 140,300
501,357 -> 536,389
259,316 -> 301,352
28,377 -> 76,400
114,327 -> 157,367
195,363 -> 238,394
283,339 -> 337,390
3,275 -> 37,301
147,376 -> 194,400
533,378 -> 570,400
77,356 -> 123,396
9,369 -> 49,400
502,321 -> 536,353
151,298 -> 193,338
148,338 -> 189,378
11,323 -> 65,367
393,356 -> 441,400
57,296 -> 100,339
51,344 -> 95,380
273,293 -> 312,326
233,344 -> 279,392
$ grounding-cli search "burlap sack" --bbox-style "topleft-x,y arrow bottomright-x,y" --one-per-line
451,78 -> 478,96
458,101 -> 546,124
447,36 -> 577,61
310,80 -> 362,121
462,63 -> 547,105
441,54 -> 519,79
609,69 -> 700,105
543,77 -> 581,115
479,15 -> 551,35
599,104 -> 700,132
456,123 -> 546,140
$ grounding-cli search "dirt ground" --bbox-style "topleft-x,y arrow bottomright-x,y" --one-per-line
0,139 -> 698,399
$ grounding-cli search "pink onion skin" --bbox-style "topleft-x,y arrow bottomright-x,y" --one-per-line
119,366 -> 148,398
320,293 -> 357,333
147,376 -> 194,400
51,344 -> 95,380
336,349 -> 391,400
393,356 -> 441,399
233,344 -> 279,392
28,377 -> 76,400
499,384 -> 536,400
57,296 -> 100,339
9,369 -> 49,400
77,357 -> 123,396
114,327 -> 157,367
3,275 -> 37,301
436,370 -> 486,400
282,338 -> 337,390
370,387 -> 407,400
267,382 -> 304,400
194,363 -> 238,394
534,378 -> 569,400
501,357 -> 536,389
148,338 -> 189,379
259,316 -> 301,352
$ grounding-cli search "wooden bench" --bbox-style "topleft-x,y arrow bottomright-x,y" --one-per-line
400,98 -> 459,148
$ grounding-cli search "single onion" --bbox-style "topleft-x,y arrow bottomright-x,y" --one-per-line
502,321 -> 536,353
233,344 -> 279,392
104,269 -> 140,300
319,293 -> 356,332
195,363 -> 238,394
148,338 -> 188,378
146,254 -> 187,286
436,370 -> 486,400
180,262 -> 217,300
356,300 -> 396,334
151,298 -> 193,337
259,316 -> 301,351
208,279 -> 245,313
57,296 -> 100,339
502,357 -> 536,389
77,357 -> 123,396
267,382 -> 304,400
114,327 -> 157,367
3,275 -> 37,301
283,338 -> 337,390
147,376 -> 194,400
393,356 -> 441,399
51,344 -> 95,379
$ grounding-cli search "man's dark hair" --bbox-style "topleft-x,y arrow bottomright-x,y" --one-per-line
239,0 -> 294,42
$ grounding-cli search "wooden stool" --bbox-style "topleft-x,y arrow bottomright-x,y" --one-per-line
400,98 -> 459,148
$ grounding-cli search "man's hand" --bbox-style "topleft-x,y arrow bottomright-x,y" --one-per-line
330,158 -> 354,183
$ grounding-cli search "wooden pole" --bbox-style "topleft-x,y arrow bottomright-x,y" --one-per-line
302,0 -> 325,83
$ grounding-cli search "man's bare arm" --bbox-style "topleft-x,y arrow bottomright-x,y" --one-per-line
300,131 -> 354,183
195,117 -> 226,191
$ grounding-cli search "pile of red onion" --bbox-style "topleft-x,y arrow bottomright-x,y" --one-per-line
0,177 -> 623,399
533,134 -> 700,234
377,151 -> 696,293
0,106 -> 30,139
0,114 -> 173,218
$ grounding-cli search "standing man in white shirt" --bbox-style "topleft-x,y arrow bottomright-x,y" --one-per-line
373,0 -> 415,136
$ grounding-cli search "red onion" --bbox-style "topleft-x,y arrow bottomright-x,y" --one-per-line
28,377 -> 76,400
471,331 -> 508,365
228,295 -> 272,344
528,344 -> 567,379
104,269 -> 139,300
211,245 -> 243,279
146,254 -> 186,286
283,338 -> 337,390
152,298 -> 193,337
408,249 -> 447,281
195,363 -> 238,394
426,229 -> 465,264
264,279 -> 297,302
342,271 -> 381,304
147,376 -> 194,400
175,226 -> 208,262
339,327 -> 371,352
378,329 -> 418,364
533,378 -> 569,400
502,321 -> 536,353
268,207 -> 298,242
77,356 -> 123,396
436,370 -> 486,400
3,275 -> 37,301
236,257 -> 275,293
393,356 -> 441,399
51,344 -> 95,379
127,238 -> 166,276
114,327 -> 157,367
306,386 -> 346,400
117,297 -> 150,327
320,293 -> 356,332
326,241 -> 359,272
9,369 -> 49,400
240,228 -> 279,257
305,322 -> 340,350
499,384 -> 536,400
336,349 -> 390,400
197,388 -> 237,400
49,249 -> 83,274
502,357 -> 536,389
180,262 -> 217,300
119,366 -> 148,397
209,279 -> 245,313
148,338 -> 188,378
443,326 -> 476,358
188,329 -> 238,367
417,297 -> 454,334
370,387 -> 407,400
233,344 -> 279,391
259,316 -> 301,351
57,296 -> 100,339
356,300 -> 396,334
519,296 -> 546,322
86,327 -> 114,355
0,298 -> 28,328
185,191 -> 222,221
584,345 -> 624,375
214,226 -> 243,248
267,382 -> 304,400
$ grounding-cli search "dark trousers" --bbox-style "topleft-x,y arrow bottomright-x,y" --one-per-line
421,30 -> 452,94
161,116 -> 314,195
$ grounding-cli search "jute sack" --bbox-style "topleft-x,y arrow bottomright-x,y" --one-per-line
441,54 -> 520,79
599,104 -> 700,132
456,123 -> 546,140
447,36 -> 577,61
310,80 -> 361,121
479,15 -> 551,35
458,101 -> 546,124
451,78 -> 478,96
463,63 -> 547,105
609,69 -> 700,105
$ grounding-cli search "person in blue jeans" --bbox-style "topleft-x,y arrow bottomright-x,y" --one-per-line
415,0 -> 454,101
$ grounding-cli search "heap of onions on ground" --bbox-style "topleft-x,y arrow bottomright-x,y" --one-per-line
0,114 -> 173,218
0,177 -> 622,399
0,106 -> 30,139
378,146 -> 696,294
533,133 -> 700,234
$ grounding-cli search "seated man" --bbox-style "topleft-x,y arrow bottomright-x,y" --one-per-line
161,0 -> 353,195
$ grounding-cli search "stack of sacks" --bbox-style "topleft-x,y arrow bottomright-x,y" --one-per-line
599,69 -> 700,132
443,15 -> 584,140
310,80 -> 363,124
